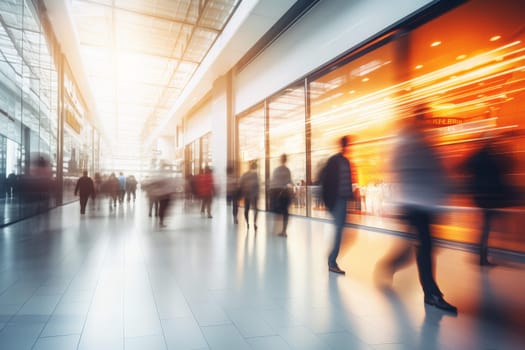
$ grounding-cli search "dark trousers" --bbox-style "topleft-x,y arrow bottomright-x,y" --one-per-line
480,208 -> 496,263
158,198 -> 170,224
201,196 -> 212,216
244,197 -> 258,225
227,193 -> 239,220
79,195 -> 89,214
148,198 -> 159,216
405,206 -> 442,297
127,190 -> 136,202
328,198 -> 347,267
277,191 -> 291,233
118,189 -> 125,203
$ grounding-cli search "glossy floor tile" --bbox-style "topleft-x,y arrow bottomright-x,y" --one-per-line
0,195 -> 524,349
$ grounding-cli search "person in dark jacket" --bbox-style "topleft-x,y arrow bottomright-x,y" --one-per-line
126,175 -> 138,202
226,165 -> 239,224
74,170 -> 95,215
269,154 -> 293,237
376,106 -> 457,314
6,172 -> 16,198
104,173 -> 119,209
239,161 -> 260,231
464,134 -> 514,266
321,136 -> 354,275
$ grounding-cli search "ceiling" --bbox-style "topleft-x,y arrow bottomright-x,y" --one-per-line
67,0 -> 241,167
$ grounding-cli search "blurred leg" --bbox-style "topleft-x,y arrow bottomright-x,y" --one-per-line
244,198 -> 250,226
232,196 -> 239,223
479,208 -> 493,265
253,198 -> 258,229
406,207 -> 441,297
328,198 -> 347,268
79,196 -> 88,214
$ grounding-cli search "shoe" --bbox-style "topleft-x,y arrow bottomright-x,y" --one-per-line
254,224 -> 258,231
234,218 -> 238,224
329,265 -> 346,275
424,294 -> 457,314
277,232 -> 287,237
208,215 -> 213,218
480,259 -> 496,267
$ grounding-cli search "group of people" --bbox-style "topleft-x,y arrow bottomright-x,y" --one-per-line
321,106 -> 517,315
74,171 -> 138,214
226,154 -> 294,236
317,113 -> 459,313
72,105 -> 516,316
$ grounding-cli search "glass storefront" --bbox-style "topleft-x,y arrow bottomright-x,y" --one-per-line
238,105 -> 266,207
62,61 -> 88,203
184,132 -> 211,177
0,0 -> 99,225
0,0 -> 59,225
268,85 -> 306,215
237,0 -> 525,252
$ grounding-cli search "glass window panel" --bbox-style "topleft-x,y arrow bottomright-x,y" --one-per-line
310,40 -> 399,223
238,105 -> 266,208
269,85 -> 306,215
306,0 -> 525,252
404,0 -> 525,251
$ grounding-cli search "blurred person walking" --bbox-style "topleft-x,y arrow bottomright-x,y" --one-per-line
126,175 -> 138,202
239,161 -> 260,231
142,178 -> 159,217
226,165 -> 239,224
93,172 -> 103,210
74,170 -> 95,215
196,166 -> 215,218
117,172 -> 126,203
145,175 -> 176,228
6,172 -> 16,198
269,154 -> 293,237
105,173 -> 119,209
464,133 -> 515,266
377,106 -> 457,313
321,136 -> 354,275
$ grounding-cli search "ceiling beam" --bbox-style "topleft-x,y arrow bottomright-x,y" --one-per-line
78,40 -> 200,65
76,0 -> 221,33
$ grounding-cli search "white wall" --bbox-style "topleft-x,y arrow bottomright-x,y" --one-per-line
184,101 -> 213,145
183,77 -> 229,195
234,0 -> 433,114
210,76 -> 229,195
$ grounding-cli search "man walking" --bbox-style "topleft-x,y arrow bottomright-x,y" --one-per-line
321,136 -> 354,275
378,105 -> 457,313
74,170 -> 95,215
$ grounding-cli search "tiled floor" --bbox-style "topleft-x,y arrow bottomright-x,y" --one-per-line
1,195 -> 524,350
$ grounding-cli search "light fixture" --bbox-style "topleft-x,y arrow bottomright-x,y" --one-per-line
431,41 -> 441,47
415,64 -> 423,69
349,90 -> 355,94
456,54 -> 467,60
490,35 -> 501,42
362,77 -> 369,82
